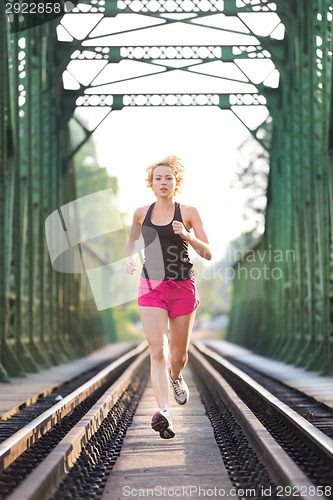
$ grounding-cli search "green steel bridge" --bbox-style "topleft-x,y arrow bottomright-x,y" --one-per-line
0,0 -> 332,381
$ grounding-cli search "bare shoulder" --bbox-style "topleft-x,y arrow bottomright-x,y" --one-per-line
134,205 -> 150,225
179,204 -> 200,217
179,204 -> 201,230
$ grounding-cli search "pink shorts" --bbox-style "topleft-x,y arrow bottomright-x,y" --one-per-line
138,277 -> 200,318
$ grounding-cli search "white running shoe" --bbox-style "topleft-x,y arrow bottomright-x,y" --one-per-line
151,410 -> 175,439
169,368 -> 189,405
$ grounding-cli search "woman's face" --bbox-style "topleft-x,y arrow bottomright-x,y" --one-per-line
152,166 -> 176,197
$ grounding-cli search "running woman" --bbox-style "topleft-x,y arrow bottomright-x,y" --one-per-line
126,155 -> 211,439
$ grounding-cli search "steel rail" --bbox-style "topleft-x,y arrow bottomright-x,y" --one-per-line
0,342 -> 148,473
190,344 -> 327,500
192,340 -> 333,462
6,348 -> 149,500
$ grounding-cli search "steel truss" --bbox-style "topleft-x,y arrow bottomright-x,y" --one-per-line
1,0 -> 332,378
0,11 -> 109,381
228,1 -> 333,374
58,0 -> 283,151
58,0 -> 333,372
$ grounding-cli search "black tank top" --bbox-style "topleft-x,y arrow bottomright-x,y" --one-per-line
141,202 -> 194,281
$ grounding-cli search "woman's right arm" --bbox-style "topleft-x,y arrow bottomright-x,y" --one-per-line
126,208 -> 143,275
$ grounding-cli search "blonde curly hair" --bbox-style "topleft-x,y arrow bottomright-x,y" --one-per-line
145,155 -> 185,196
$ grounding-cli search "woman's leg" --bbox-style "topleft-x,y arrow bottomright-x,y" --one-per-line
139,306 -> 170,409
169,311 -> 196,380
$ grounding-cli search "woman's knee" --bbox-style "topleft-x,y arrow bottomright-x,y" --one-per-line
149,343 -> 168,362
171,351 -> 188,366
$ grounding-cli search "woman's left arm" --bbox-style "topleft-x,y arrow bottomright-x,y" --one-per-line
172,207 -> 212,261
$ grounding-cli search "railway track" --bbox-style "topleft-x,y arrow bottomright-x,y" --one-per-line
0,343 -> 139,445
0,341 -> 332,500
191,342 -> 333,500
0,343 -> 150,499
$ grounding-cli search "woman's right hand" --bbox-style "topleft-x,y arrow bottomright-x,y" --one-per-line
126,257 -> 137,275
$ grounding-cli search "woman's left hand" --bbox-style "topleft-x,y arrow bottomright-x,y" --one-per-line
172,221 -> 191,241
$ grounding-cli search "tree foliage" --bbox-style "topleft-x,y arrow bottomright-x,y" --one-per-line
70,118 -> 119,198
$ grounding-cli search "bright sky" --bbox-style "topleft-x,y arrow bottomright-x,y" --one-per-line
60,5 -> 283,261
